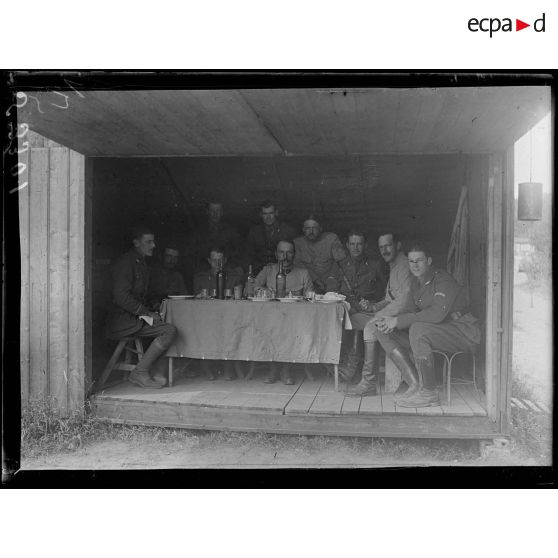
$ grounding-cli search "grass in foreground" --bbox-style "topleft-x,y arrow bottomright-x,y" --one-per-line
21,376 -> 551,465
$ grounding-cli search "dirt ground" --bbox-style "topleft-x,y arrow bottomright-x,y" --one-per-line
20,269 -> 552,470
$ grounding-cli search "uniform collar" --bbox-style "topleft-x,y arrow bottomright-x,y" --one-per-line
131,249 -> 146,264
419,268 -> 436,286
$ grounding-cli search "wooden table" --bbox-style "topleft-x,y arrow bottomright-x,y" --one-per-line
163,298 -> 350,390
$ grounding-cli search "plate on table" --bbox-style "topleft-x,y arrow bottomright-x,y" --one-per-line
277,297 -> 303,302
249,297 -> 272,302
168,295 -> 194,300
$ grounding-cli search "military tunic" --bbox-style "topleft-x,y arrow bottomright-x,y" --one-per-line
374,267 -> 481,359
105,250 -> 155,339
293,232 -> 347,292
363,251 -> 414,340
254,263 -> 314,296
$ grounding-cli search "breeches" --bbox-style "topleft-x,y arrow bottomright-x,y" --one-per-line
374,321 -> 477,360
135,321 -> 177,350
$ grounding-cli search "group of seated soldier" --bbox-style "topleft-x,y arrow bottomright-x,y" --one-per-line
105,200 -> 481,408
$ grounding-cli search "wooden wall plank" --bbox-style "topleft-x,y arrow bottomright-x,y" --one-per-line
499,147 -> 515,434
84,157 -> 94,392
29,148 -> 49,400
68,150 -> 86,412
48,148 -> 70,413
485,154 -> 504,422
18,143 -> 30,404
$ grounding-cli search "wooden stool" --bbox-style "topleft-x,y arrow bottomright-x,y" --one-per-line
432,349 -> 477,406
96,337 -> 144,390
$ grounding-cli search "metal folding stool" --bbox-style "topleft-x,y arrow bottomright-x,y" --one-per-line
432,349 -> 477,406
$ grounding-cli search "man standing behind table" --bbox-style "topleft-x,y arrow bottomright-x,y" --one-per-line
105,226 -> 177,389
189,201 -> 242,274
371,242 -> 481,407
293,217 -> 347,293
346,232 -> 414,396
246,199 -> 297,275
331,229 -> 387,384
148,246 -> 187,307
251,239 -> 314,385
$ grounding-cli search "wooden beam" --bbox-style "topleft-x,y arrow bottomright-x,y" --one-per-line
48,147 -> 70,414
29,148 -> 49,401
93,396 -> 500,439
499,147 -> 515,435
68,150 -> 86,413
18,143 -> 30,405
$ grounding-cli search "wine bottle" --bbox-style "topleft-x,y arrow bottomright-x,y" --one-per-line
246,264 -> 255,297
276,260 -> 286,298
216,259 -> 226,299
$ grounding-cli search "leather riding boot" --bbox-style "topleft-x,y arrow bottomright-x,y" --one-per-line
264,364 -> 278,384
397,355 -> 439,408
132,338 -> 169,388
280,363 -> 295,385
337,348 -> 361,383
389,347 -> 420,400
346,341 -> 379,397
203,361 -> 216,381
128,370 -> 163,389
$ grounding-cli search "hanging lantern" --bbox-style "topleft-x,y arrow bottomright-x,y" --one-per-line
518,182 -> 543,221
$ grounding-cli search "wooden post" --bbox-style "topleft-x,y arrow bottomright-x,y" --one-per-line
29,148 -> 49,401
499,147 -> 515,435
68,150 -> 86,412
18,143 -> 31,406
485,154 -> 504,423
48,147 -> 70,414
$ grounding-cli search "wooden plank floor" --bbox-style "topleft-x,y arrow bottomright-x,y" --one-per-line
94,368 -> 487,418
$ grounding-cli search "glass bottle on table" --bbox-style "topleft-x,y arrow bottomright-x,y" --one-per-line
276,260 -> 286,298
216,259 -> 226,299
245,264 -> 255,298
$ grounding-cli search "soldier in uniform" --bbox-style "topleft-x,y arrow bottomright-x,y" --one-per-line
148,246 -> 187,306
253,240 -> 314,297
193,247 -> 244,295
372,242 -> 481,407
193,246 -> 244,381
293,217 -> 347,293
346,232 -> 414,397
188,201 -> 242,275
105,226 -> 177,388
253,240 -> 314,385
246,200 -> 297,275
330,230 -> 387,384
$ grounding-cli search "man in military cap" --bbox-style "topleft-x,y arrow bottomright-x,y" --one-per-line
246,200 -> 297,275
105,226 -> 177,388
293,216 -> 347,293
371,241 -> 481,407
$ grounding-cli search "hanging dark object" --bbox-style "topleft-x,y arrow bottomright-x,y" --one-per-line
518,182 -> 543,221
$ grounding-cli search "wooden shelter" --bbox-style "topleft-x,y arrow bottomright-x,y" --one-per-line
15,76 -> 551,441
